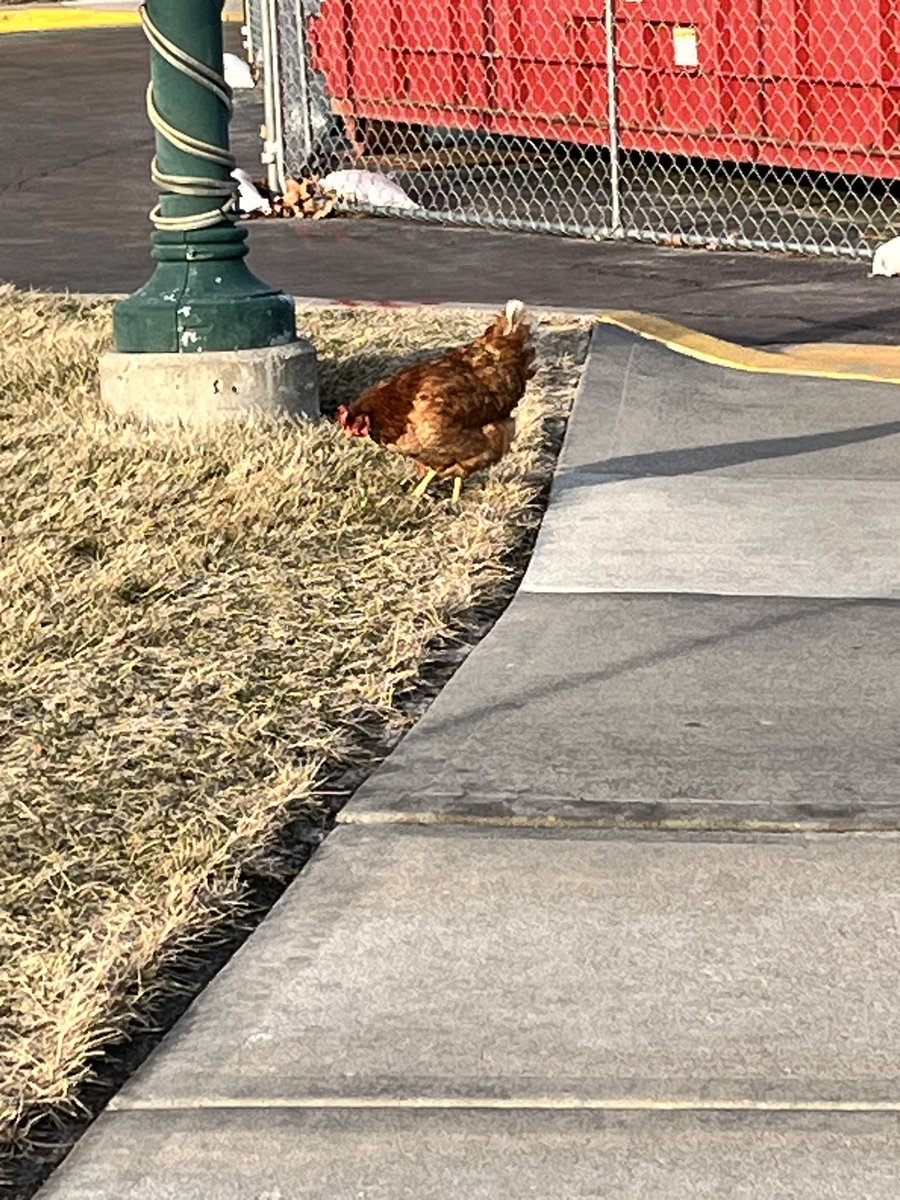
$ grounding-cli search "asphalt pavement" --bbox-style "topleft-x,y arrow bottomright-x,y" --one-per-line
2,27 -> 900,345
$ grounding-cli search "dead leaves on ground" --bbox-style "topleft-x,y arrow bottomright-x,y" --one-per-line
240,171 -> 337,221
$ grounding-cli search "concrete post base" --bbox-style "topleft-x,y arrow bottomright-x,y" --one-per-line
99,339 -> 319,424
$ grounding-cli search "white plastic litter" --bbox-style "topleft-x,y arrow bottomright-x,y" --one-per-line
231,167 -> 272,216
223,53 -> 256,91
321,169 -> 419,211
870,236 -> 900,277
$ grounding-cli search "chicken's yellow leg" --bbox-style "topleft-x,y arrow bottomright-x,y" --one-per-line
451,476 -> 462,503
410,468 -> 438,498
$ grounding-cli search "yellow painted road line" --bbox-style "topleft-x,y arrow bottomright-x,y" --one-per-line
0,7 -> 242,33
600,310 -> 900,386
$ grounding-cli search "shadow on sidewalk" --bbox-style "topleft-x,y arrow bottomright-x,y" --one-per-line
558,419 -> 900,486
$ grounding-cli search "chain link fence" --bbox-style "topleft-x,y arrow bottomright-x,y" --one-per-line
248,0 -> 899,260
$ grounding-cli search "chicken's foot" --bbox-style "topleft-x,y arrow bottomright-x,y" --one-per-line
410,468 -> 438,498
451,477 -> 462,503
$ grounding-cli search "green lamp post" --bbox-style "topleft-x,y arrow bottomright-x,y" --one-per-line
114,0 -> 296,354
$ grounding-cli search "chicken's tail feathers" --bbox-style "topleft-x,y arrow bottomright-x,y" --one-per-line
504,298 -> 529,332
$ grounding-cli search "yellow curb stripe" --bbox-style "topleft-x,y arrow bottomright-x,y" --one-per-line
778,341 -> 900,374
0,8 -> 242,33
600,310 -> 900,386
115,1096 -> 900,1114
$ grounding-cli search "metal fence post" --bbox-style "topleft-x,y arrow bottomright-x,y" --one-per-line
243,0 -> 265,70
292,0 -> 315,164
260,0 -> 287,193
114,0 -> 296,353
605,0 -> 623,237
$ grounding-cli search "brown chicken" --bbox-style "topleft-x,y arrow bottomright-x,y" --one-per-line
337,300 -> 536,500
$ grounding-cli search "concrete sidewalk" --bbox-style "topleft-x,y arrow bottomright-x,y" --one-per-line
35,324 -> 900,1198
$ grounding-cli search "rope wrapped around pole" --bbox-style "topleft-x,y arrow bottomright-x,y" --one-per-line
139,2 -> 238,232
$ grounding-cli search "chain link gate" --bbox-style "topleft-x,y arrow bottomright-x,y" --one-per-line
251,0 -> 899,260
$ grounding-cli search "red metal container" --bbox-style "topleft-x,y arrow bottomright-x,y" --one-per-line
308,0 -> 900,179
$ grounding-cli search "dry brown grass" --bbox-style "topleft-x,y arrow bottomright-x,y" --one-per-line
0,285 -> 589,1179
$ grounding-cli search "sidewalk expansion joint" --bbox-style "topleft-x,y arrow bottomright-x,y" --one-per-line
112,1097 -> 900,1114
336,809 -> 900,836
